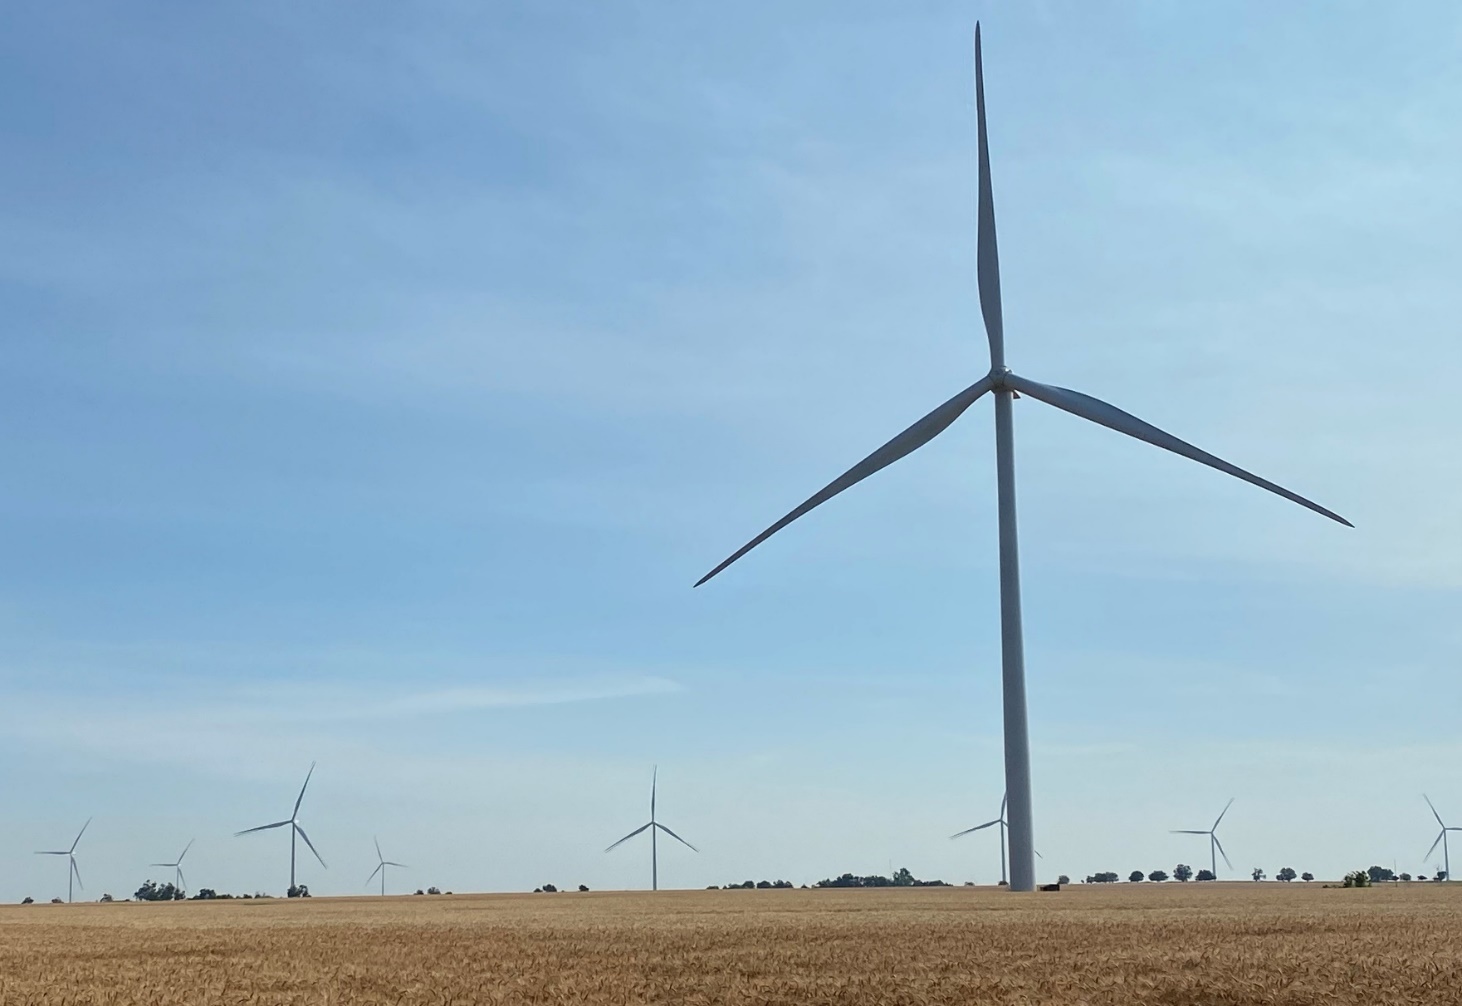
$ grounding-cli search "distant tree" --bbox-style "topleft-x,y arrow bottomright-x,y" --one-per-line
1301,872 -> 1314,882
21,897 -> 33,905
193,889 -> 219,900
1087,872 -> 1119,884
1435,871 -> 1447,882
1366,866 -> 1394,884
533,888 -> 542,894
756,880 -> 772,889
1128,871 -> 1145,883
1276,867 -> 1297,883
1343,870 -> 1371,888
1057,875 -> 1070,886
1418,875 -> 1428,882
1173,864 -> 1193,882
706,885 -> 718,890
892,867 -> 916,887
100,894 -> 114,902
414,889 -> 425,896
135,881 -> 182,902
579,885 -> 589,892
1399,873 -> 1412,882
51,898 -> 63,903
428,887 -> 443,895
1252,868 -> 1266,882
286,885 -> 310,898
1148,870 -> 1168,883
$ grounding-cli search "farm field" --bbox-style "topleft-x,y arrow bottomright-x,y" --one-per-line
2,883 -> 1460,1005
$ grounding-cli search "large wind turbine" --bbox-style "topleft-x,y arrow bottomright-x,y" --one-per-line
693,24 -> 1350,892
1424,795 -> 1460,881
950,793 -> 1041,885
35,818 -> 90,903
365,837 -> 407,897
150,839 -> 194,895
1172,798 -> 1235,878
605,767 -> 697,891
235,763 -> 327,891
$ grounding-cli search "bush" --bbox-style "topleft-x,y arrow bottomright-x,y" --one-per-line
428,886 -> 443,895
51,898 -> 63,904
100,894 -> 114,902
1301,872 -> 1314,882
1128,871 -> 1144,883
21,897 -> 33,905
579,885 -> 589,892
1148,870 -> 1168,883
538,885 -> 554,894
1057,875 -> 1070,886
1195,869 -> 1216,882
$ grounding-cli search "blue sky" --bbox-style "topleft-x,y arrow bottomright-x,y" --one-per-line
2,1 -> 1461,900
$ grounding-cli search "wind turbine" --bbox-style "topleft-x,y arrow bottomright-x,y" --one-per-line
150,839 -> 194,895
365,837 -> 407,897
950,793 -> 1041,885
693,24 -> 1350,892
1172,798 -> 1235,878
235,762 -> 327,891
605,767 -> 697,891
1424,795 -> 1461,881
35,818 -> 90,903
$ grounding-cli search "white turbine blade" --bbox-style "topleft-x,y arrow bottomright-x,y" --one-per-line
1426,830 -> 1446,861
999,792 -> 1007,818
177,866 -> 187,891
235,820 -> 291,837
178,839 -> 193,863
293,762 -> 316,819
71,858 -> 84,891
71,817 -> 92,853
1425,794 -> 1445,828
605,822 -> 652,853
651,766 -> 658,820
1005,374 -> 1352,527
1170,830 -> 1209,835
37,850 -> 68,856
974,22 -> 1004,367
375,836 -> 383,862
950,819 -> 1002,839
1213,835 -> 1232,870
1212,798 -> 1235,832
656,822 -> 698,852
384,861 -> 408,868
294,823 -> 327,868
366,863 -> 383,885
695,374 -> 998,586
149,862 -> 173,868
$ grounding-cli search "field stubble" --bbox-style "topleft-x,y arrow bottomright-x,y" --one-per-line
1,882 -> 1460,1005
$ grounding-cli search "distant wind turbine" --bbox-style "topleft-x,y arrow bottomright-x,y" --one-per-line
605,767 -> 697,891
365,837 -> 407,897
950,793 -> 1041,886
36,818 -> 90,903
235,762 -> 327,891
1424,795 -> 1460,881
150,839 -> 194,895
1172,798 -> 1235,878
693,24 -> 1350,891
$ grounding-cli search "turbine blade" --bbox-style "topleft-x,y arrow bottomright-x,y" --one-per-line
179,839 -> 193,862
1005,374 -> 1352,527
695,374 -> 998,586
235,820 -> 291,836
71,817 -> 92,853
999,792 -> 1007,818
656,822 -> 698,852
366,863 -> 383,885
1425,794 -> 1445,829
605,822 -> 653,853
149,862 -> 172,868
1426,830 -> 1445,860
1213,797 -> 1235,832
385,861 -> 408,868
71,858 -> 84,891
36,850 -> 69,856
375,836 -> 383,862
651,766 -> 657,821
974,23 -> 1004,368
177,866 -> 187,891
1213,835 -> 1232,870
293,762 -> 316,819
1170,830 -> 1210,835
294,823 -> 327,868
950,819 -> 1002,839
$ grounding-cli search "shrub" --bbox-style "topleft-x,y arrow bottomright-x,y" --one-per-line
21,897 -> 33,905
1195,869 -> 1216,882
537,885 -> 553,894
579,885 -> 589,892
1057,875 -> 1070,885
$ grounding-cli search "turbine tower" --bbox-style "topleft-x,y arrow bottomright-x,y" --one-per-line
1424,795 -> 1460,881
1172,798 -> 1235,878
150,839 -> 194,895
35,818 -> 90,903
365,837 -> 407,897
605,767 -> 697,891
235,762 -> 327,891
693,24 -> 1350,892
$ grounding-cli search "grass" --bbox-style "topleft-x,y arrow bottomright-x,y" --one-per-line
2,883 -> 1460,1004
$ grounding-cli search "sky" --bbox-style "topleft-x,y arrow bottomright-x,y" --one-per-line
2,1 -> 1461,902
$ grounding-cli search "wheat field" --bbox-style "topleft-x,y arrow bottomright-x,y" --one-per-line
2,883 -> 1459,1005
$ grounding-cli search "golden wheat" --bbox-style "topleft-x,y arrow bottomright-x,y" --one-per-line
2,883 -> 1460,1004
